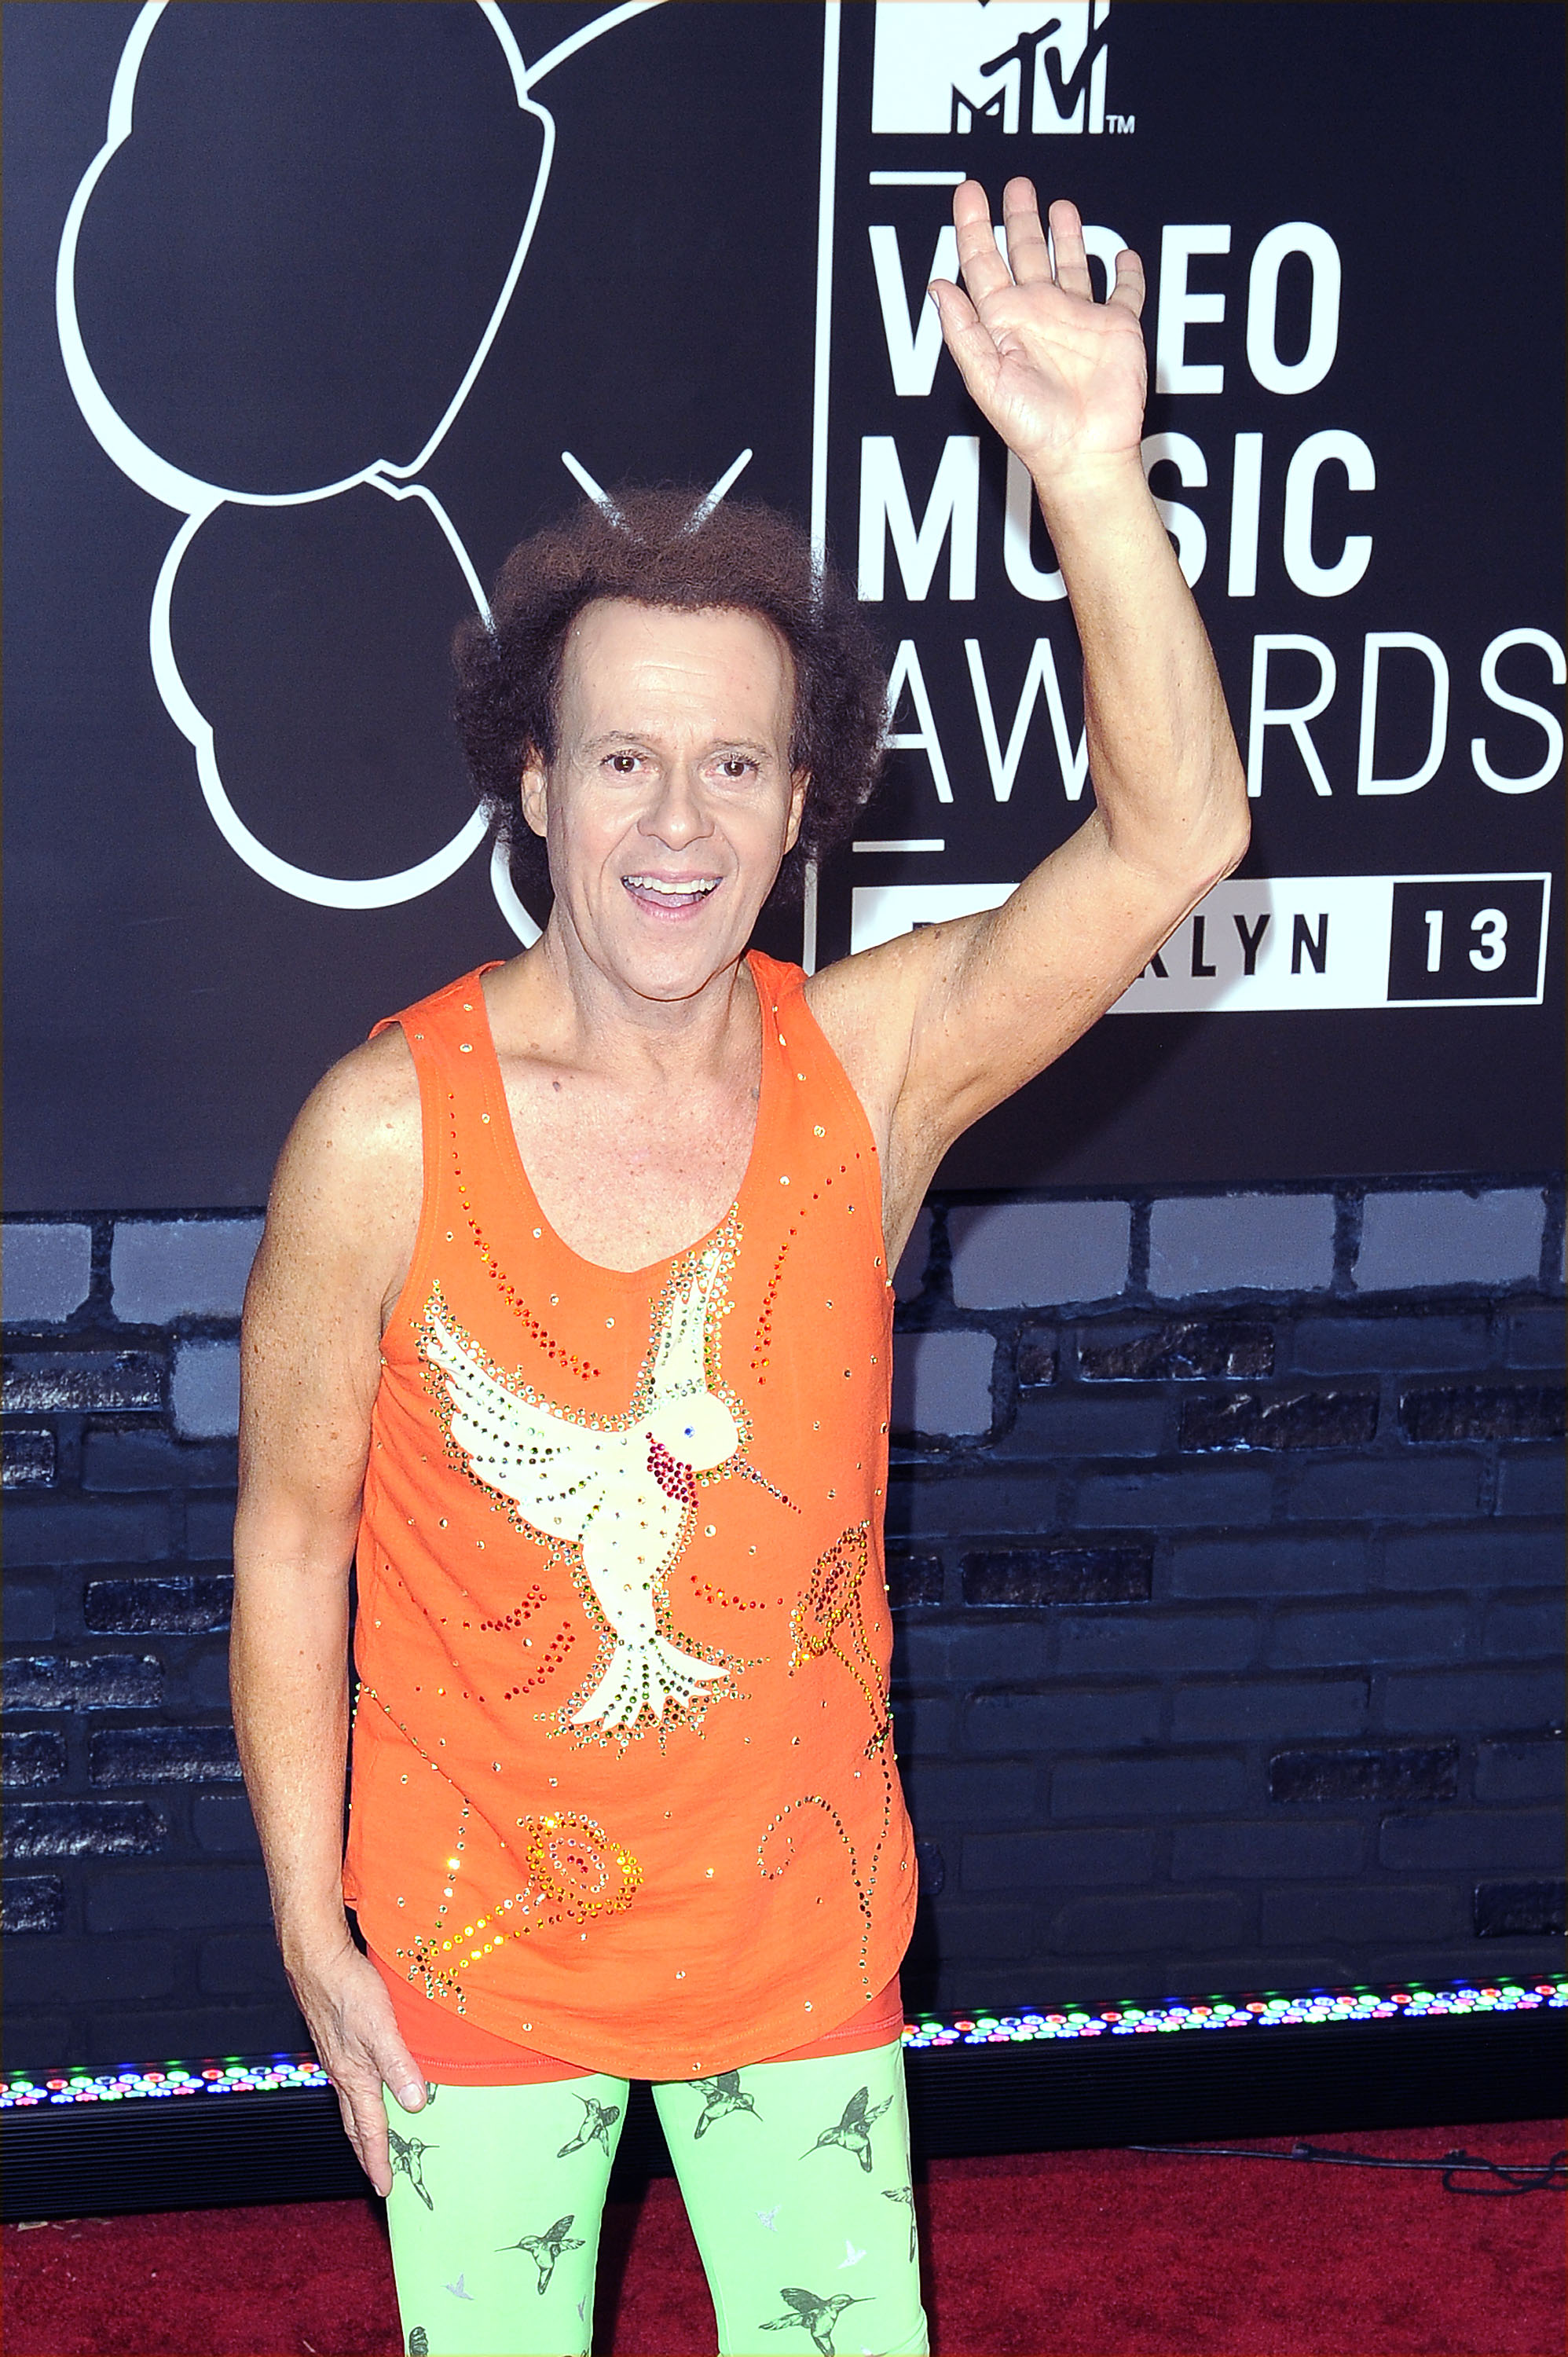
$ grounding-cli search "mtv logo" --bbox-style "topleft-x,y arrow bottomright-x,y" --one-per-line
872,2 -> 1112,137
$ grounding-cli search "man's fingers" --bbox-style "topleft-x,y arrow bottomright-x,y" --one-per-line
1002,178 -> 1053,285
1046,198 -> 1094,299
1108,248 -> 1147,319
951,179 -> 1013,304
927,280 -> 1002,405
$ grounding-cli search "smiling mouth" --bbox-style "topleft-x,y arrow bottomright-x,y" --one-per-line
621,874 -> 720,905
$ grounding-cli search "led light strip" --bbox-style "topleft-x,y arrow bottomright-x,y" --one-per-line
5,1978 -> 1562,2106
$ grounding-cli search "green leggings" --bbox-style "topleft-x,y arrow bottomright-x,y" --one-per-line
382,2037 -> 928,2357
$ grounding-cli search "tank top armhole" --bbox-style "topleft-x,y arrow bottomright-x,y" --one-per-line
368,996 -> 465,1346
764,955 -> 892,1274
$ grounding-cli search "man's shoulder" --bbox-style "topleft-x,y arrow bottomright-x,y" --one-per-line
280,1025 -> 422,1198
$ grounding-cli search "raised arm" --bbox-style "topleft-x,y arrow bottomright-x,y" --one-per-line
229,1031 -> 426,2193
809,178 -> 1248,1256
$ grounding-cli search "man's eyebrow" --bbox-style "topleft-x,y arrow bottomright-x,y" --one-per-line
576,730 -> 776,757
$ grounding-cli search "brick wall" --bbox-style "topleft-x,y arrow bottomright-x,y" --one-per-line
3,1188 -> 1563,2070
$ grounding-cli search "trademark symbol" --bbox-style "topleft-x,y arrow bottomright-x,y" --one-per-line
1107,112 -> 1135,134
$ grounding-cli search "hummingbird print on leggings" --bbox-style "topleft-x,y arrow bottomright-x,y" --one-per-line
883,2183 -> 917,2261
758,2287 -> 874,2355
387,2128 -> 437,2209
801,2084 -> 894,2172
689,2068 -> 760,2137
497,2212 -> 586,2294
556,2091 -> 621,2157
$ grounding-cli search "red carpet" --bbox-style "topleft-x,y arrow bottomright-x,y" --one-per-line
4,2124 -> 1563,2355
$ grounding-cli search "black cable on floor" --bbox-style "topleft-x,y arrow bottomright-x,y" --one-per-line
1127,2142 -> 1567,2195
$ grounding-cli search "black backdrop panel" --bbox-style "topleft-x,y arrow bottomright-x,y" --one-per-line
4,2 -> 1562,1209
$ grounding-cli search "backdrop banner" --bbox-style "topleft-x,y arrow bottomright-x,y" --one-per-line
5,0 -> 1562,1208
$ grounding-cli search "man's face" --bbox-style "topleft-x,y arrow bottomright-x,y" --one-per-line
522,599 -> 807,1003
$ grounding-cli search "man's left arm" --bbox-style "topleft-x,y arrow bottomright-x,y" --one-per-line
810,180 -> 1249,1238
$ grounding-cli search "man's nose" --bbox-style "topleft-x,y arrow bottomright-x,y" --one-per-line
639,763 -> 713,849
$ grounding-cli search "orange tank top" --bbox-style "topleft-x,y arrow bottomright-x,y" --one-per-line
343,952 -> 917,2080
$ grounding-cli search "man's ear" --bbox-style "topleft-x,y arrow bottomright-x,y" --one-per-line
784,771 -> 810,856
519,750 -> 549,841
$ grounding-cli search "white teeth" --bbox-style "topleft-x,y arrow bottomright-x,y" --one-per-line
624,876 -> 718,897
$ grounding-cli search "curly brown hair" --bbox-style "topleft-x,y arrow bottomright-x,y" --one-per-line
452,488 -> 888,907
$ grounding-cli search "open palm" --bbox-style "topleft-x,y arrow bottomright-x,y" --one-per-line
930,180 -> 1147,479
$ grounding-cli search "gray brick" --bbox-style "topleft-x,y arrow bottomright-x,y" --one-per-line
2,1875 -> 66,1934
199,1930 -> 289,1998
963,1686 -> 1162,1752
1475,1739 -> 1565,1803
1075,1466 -> 1273,1527
888,1473 -> 1060,1541
941,1622 -> 1053,1682
1285,1454 -> 1482,1519
950,1199 -> 1130,1310
962,1828 -> 1157,1892
82,1430 -> 239,1491
1057,1610 -> 1255,1674
2,1350 -> 162,1413
1001,1391 -> 1166,1457
1473,1880 -> 1566,1937
1076,1320 -> 1273,1381
927,1904 -> 1038,1959
1378,1809 -> 1562,1872
914,1839 -> 946,1896
1268,1745 -> 1459,1803
2,2014 -> 71,2067
1483,1594 -> 1566,1658
2,1222 -> 93,1325
4,1801 -> 167,1860
1051,1892 -> 1251,1954
888,1688 -> 956,1758
192,1792 -> 262,1853
1016,1327 -> 1058,1387
2,1579 -> 57,1641
1504,1308 -> 1566,1369
1,1933 -> 178,2008
1383,1670 -> 1563,1734
1354,1189 -> 1544,1292
181,1644 -> 235,1712
86,1862 -> 273,1934
961,1545 -> 1151,1607
109,1217 -> 263,1323
885,1553 -> 943,1610
186,1498 -> 237,1556
1171,1820 -> 1363,1879
901,1761 -> 1035,1822
3,1428 -> 57,1488
3,1654 -> 162,1710
2,1729 -> 68,1787
1269,1602 -> 1467,1669
1379,1527 -> 1561,1592
1261,1883 -> 1458,1944
1494,1449 -> 1566,1516
890,1330 -> 995,1438
89,1723 -> 243,1784
83,1574 -> 233,1635
2,1496 -> 170,1567
1169,1534 -> 1367,1598
1172,1680 -> 1368,1740
1402,1384 -> 1564,1443
1149,1193 -> 1335,1297
1289,1314 -> 1490,1374
171,1338 -> 241,1439
1052,1754 -> 1248,1818
1181,1389 -> 1378,1452
79,2000 -> 308,2068
892,1207 -> 933,1303
890,1689 -> 954,1758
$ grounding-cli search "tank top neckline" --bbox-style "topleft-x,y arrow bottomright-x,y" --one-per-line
468,948 -> 782,1290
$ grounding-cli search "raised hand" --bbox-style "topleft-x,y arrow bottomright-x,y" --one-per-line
929,179 -> 1146,487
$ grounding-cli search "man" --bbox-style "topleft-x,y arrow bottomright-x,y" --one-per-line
233,183 -> 1247,2357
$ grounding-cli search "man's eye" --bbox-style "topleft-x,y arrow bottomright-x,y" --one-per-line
607,753 -> 639,774
719,757 -> 754,779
